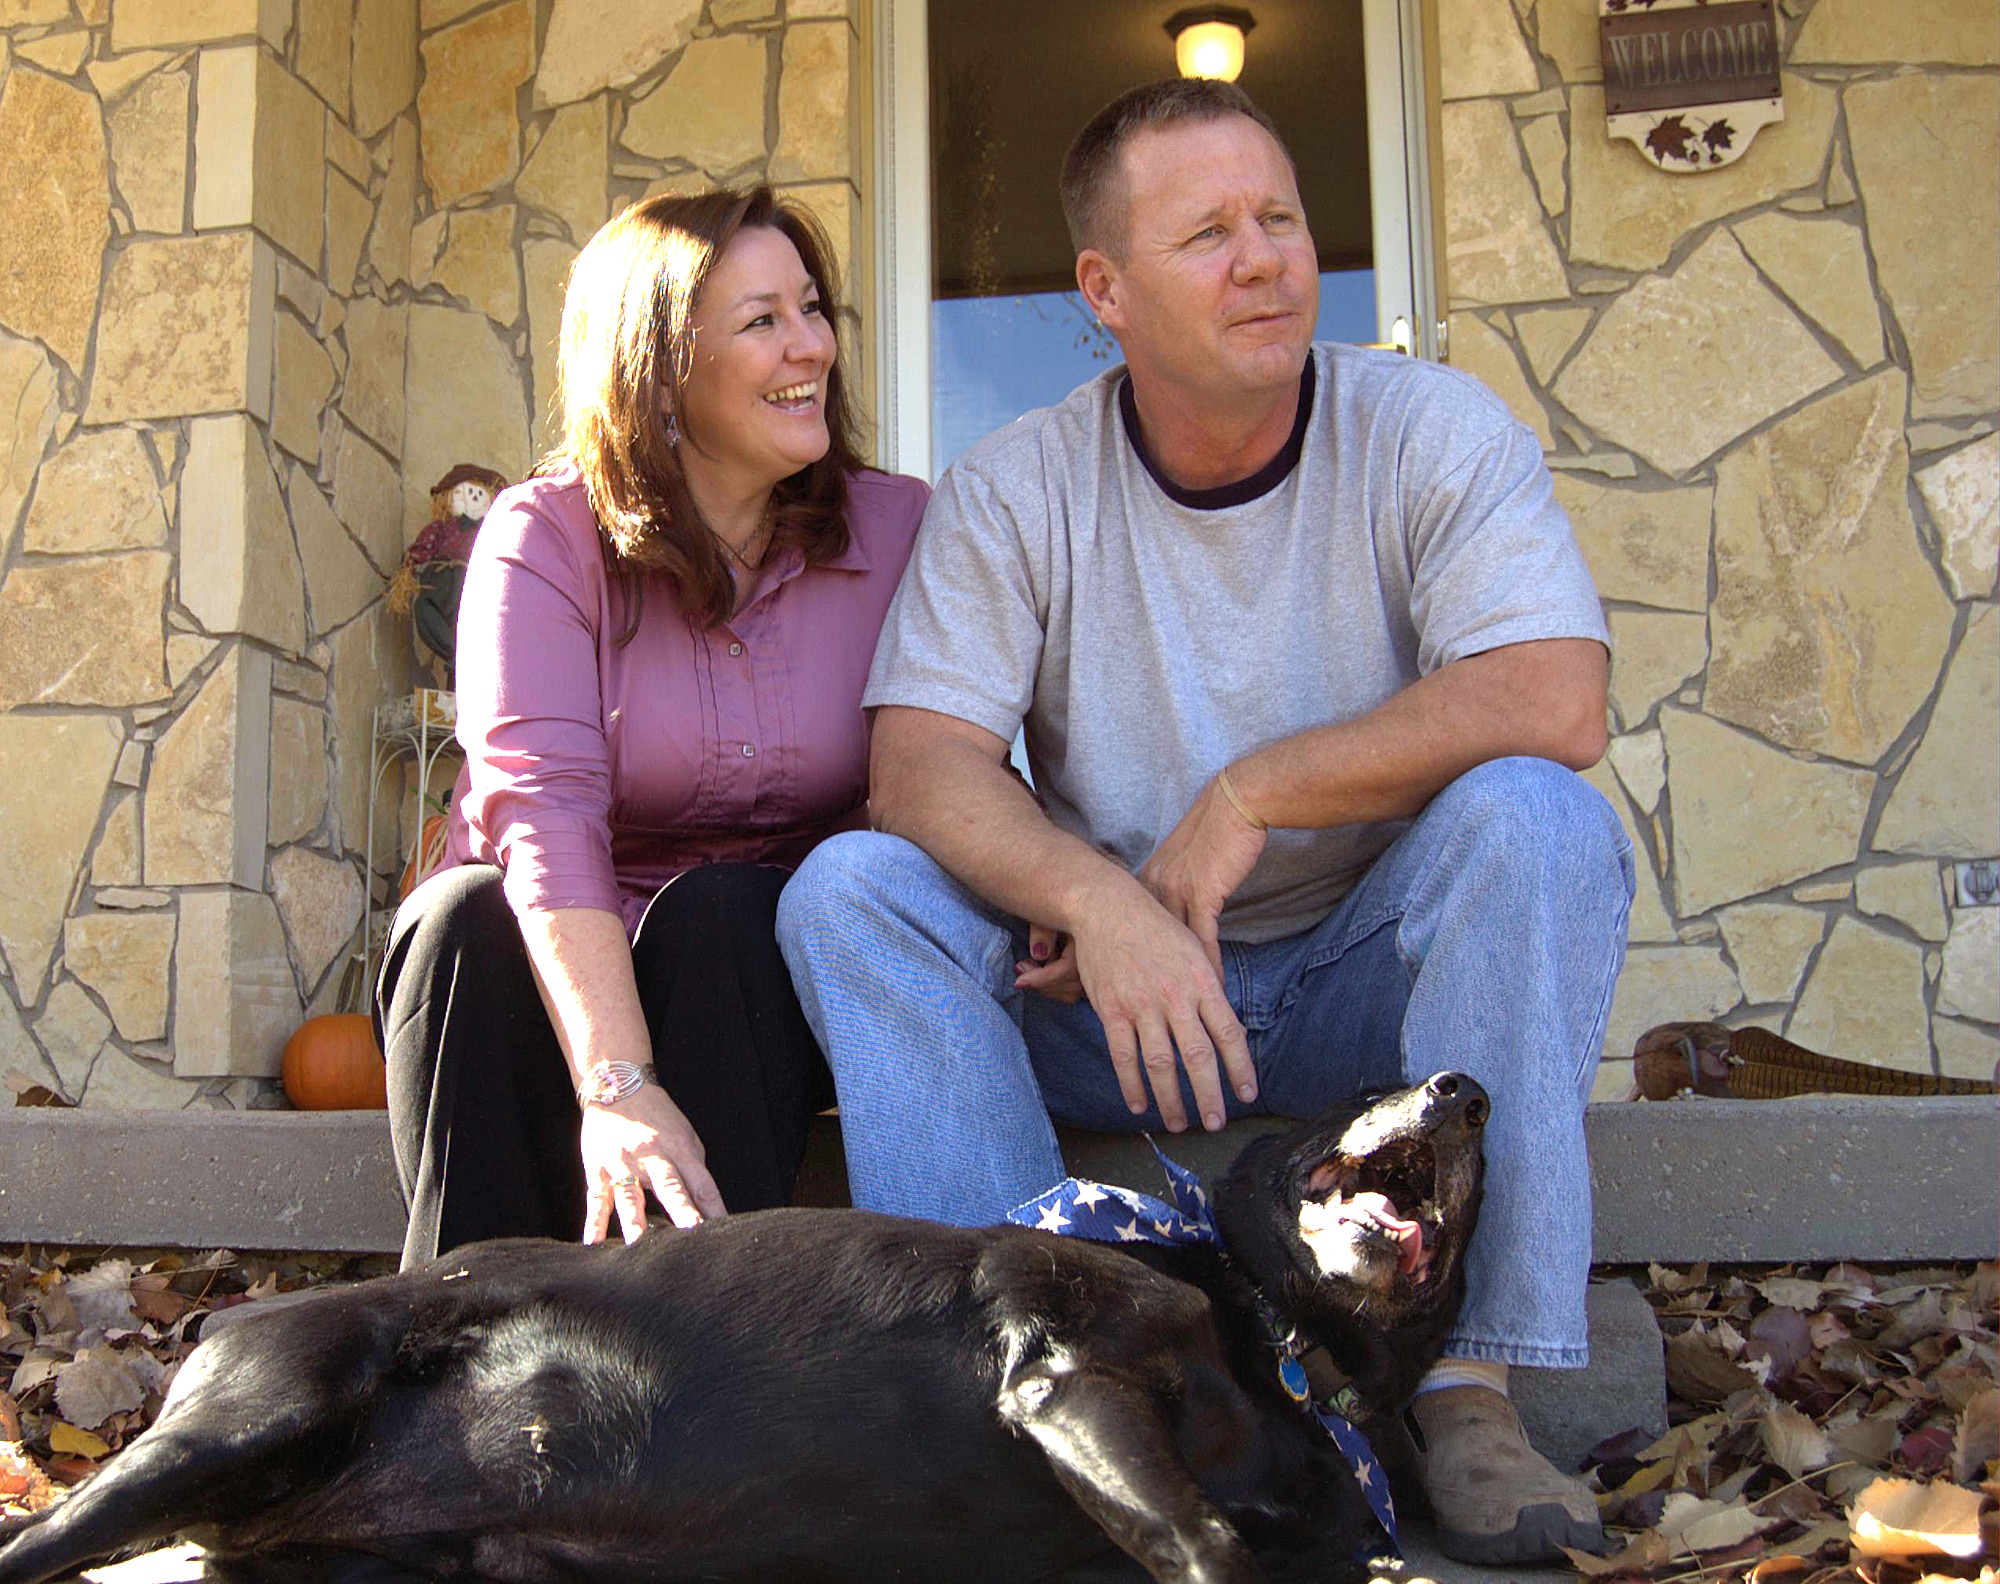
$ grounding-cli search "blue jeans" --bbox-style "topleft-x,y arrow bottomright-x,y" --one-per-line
777,757 -> 1633,1366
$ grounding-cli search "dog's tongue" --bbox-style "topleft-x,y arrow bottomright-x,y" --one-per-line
1344,1191 -> 1428,1278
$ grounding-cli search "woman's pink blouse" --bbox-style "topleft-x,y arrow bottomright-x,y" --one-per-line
443,466 -> 930,937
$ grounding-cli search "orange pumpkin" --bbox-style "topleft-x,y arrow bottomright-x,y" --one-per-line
400,812 -> 451,900
281,1014 -> 388,1110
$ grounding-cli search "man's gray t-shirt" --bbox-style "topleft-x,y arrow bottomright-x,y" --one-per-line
864,342 -> 1608,944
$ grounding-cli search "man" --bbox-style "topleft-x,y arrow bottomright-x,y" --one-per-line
778,79 -> 1632,1564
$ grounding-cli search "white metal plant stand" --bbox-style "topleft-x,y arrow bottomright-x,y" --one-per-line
360,689 -> 462,994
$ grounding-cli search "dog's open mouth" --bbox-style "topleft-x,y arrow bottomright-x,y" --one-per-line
1296,1136 -> 1440,1285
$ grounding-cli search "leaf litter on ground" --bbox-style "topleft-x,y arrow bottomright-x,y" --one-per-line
0,1244 -> 391,1517
0,1246 -> 1992,1584
1574,1260 -> 1996,1584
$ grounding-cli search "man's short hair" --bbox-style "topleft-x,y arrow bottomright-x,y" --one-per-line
1058,78 -> 1293,259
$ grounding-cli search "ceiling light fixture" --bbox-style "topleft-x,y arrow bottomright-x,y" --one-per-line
1165,7 -> 1257,82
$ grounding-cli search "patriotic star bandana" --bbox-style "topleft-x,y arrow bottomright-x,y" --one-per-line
1007,1144 -> 1399,1555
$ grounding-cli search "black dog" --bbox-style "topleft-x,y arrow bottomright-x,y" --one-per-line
0,1074 -> 1486,1584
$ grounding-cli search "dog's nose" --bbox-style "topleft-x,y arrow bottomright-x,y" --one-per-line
1426,1072 -> 1490,1126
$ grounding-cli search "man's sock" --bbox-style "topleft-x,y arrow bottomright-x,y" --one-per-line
1413,1358 -> 1509,1399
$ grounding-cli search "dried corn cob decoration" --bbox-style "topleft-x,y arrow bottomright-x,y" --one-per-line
1631,1021 -> 1997,1100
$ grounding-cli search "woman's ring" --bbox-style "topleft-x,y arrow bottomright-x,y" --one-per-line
611,1174 -> 638,1189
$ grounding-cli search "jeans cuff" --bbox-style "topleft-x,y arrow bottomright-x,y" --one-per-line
1443,1336 -> 1590,1370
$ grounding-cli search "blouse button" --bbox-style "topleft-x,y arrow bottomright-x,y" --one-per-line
741,743 -> 756,757
729,641 -> 744,657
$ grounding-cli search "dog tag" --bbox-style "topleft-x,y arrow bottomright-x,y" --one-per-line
1277,1356 -> 1311,1403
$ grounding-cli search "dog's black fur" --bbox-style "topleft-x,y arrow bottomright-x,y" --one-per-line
0,1075 -> 1486,1584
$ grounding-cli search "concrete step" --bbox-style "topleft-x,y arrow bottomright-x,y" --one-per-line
3,1095 -> 1993,1262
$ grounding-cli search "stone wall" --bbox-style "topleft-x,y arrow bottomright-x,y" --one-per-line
3,0 -> 1990,1114
0,0 -> 864,1109
1435,0 -> 1999,1093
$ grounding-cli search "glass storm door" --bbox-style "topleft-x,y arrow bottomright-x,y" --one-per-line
871,0 -> 1443,480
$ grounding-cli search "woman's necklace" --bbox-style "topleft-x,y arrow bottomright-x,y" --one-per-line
715,504 -> 774,574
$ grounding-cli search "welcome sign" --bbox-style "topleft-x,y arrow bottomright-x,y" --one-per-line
1599,0 -> 1785,172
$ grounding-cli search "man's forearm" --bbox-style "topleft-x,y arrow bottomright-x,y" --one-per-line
1228,638 -> 1608,830
869,708 -> 1141,933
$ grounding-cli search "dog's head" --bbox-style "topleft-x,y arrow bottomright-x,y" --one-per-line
1212,1074 -> 1486,1360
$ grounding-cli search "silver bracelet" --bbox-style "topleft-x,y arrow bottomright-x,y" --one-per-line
575,1060 -> 657,1108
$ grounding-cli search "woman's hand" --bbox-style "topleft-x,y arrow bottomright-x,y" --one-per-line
580,1083 -> 728,1244
1014,923 -> 1084,1003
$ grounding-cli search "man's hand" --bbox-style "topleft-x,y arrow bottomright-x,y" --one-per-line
1068,875 -> 1258,1132
580,1083 -> 727,1243
1138,772 -> 1269,984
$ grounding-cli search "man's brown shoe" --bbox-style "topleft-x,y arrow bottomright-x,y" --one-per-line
1410,1385 -> 1607,1564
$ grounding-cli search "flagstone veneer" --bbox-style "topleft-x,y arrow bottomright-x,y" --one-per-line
1662,708 -> 1872,918
1787,917 -> 1932,1073
0,68 -> 108,372
1555,231 -> 1843,477
0,715 -> 122,1004
23,428 -> 168,554
1707,370 -> 1953,763
1845,72 -> 2000,419
89,232 -> 272,423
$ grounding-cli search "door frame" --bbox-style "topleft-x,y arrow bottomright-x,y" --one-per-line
867,0 -> 1447,481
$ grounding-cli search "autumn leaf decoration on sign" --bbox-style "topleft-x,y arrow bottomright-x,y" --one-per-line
1600,0 -> 1785,173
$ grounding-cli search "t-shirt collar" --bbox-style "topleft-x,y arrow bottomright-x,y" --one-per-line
1117,352 -> 1317,511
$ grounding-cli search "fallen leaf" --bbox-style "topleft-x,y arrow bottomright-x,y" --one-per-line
1953,1387 -> 1997,1484
1848,1475 -> 1985,1559
1898,1425 -> 1953,1477
0,1440 -> 57,1516
9,1352 -> 65,1398
1747,1556 -> 1810,1581
30,1284 -> 76,1340
1826,1410 -> 1902,1469
1651,1262 -> 1711,1295
1639,1412 -> 1731,1465
1937,1358 -> 1996,1413
1588,1426 -> 1661,1466
1757,1479 -> 1835,1522
1747,1306 -> 1815,1382
52,1346 -> 143,1430
1563,1530 -> 1672,1576
1759,1277 -> 1827,1310
1618,1459 -> 1675,1497
47,1421 -> 109,1459
1656,1491 -> 1784,1553
1809,1310 -> 1853,1350
1710,1461 -> 1761,1505
42,1454 -> 98,1484
62,1261 -> 139,1334
1828,1462 -> 1887,1500
1763,1401 -> 1836,1478
1779,1515 -> 1858,1561
1606,1484 -> 1670,1531
1668,1328 -> 1761,1404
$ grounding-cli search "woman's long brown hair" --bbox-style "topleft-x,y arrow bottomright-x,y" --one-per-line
549,187 -> 864,634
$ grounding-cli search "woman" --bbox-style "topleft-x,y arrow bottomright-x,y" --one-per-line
376,188 -> 929,1267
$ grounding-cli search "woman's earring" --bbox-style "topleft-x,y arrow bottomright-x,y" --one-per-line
664,412 -> 681,447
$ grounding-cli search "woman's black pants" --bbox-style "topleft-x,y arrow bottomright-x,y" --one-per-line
375,862 -> 832,1269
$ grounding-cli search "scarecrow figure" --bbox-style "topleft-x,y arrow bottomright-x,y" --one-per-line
386,464 -> 509,687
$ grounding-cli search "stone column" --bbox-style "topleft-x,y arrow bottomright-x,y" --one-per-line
0,0 -> 400,1108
